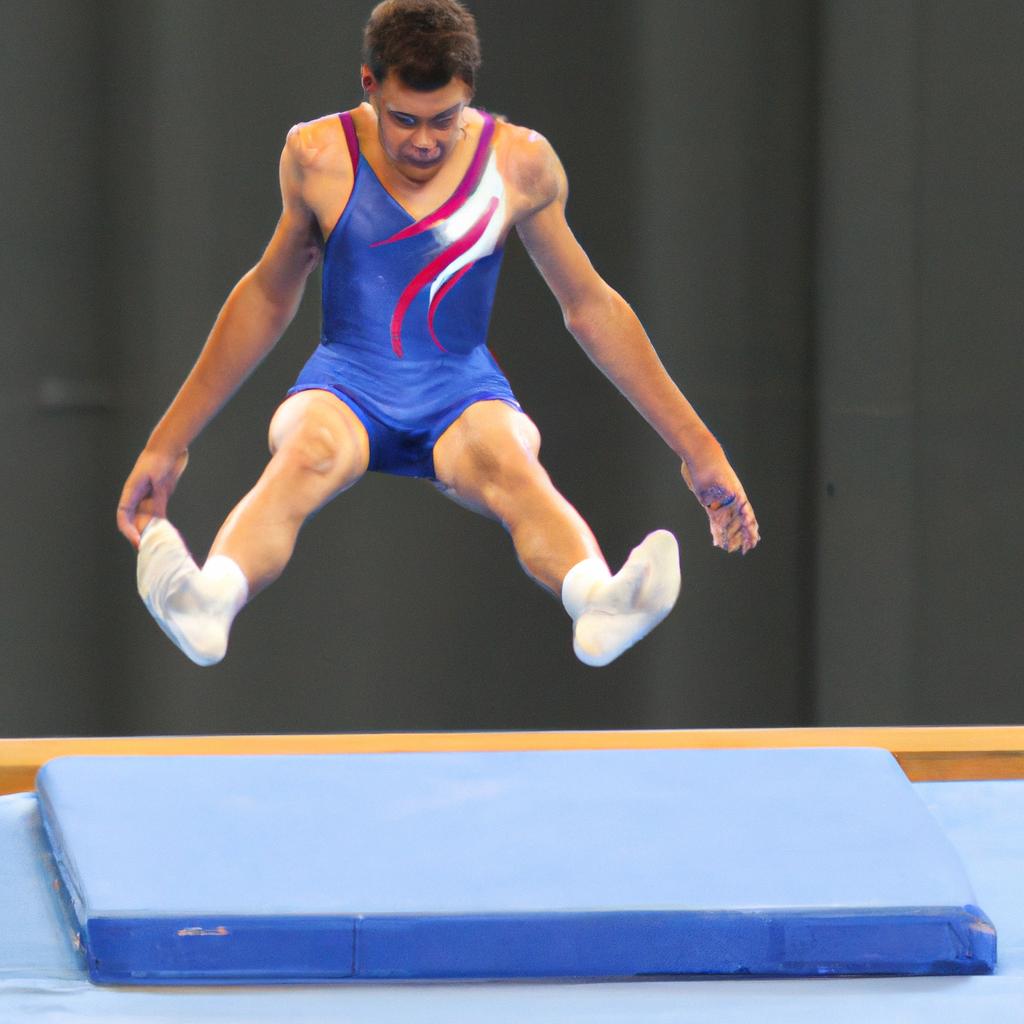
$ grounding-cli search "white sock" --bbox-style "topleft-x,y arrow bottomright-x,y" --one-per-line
561,558 -> 612,620
568,530 -> 681,667
136,519 -> 249,667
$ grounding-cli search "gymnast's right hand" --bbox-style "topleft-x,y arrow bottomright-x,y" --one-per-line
116,448 -> 189,549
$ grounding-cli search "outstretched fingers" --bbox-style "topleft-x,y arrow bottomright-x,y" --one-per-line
681,454 -> 761,556
708,496 -> 760,554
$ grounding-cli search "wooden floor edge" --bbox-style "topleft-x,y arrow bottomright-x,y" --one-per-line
1,726 -> 1022,793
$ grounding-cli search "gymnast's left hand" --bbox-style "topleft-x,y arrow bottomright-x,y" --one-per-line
681,446 -> 760,555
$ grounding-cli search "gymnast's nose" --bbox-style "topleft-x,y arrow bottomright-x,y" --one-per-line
411,123 -> 435,151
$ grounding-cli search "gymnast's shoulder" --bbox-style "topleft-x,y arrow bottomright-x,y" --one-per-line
282,113 -> 356,174
494,117 -> 565,210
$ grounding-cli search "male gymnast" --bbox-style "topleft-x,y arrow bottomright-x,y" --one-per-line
116,0 -> 760,668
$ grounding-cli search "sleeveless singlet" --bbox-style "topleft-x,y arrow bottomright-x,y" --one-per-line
288,108 -> 520,479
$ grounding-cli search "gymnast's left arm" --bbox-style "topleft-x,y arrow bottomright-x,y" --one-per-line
512,133 -> 760,555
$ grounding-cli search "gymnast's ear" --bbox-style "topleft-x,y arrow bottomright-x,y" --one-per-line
361,65 -> 378,98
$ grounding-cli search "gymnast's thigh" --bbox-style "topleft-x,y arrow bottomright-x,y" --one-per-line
431,399 -> 545,518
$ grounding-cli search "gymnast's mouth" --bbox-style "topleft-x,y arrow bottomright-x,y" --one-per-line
404,151 -> 442,167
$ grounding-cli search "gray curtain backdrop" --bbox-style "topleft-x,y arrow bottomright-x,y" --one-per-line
1,0 -> 1020,736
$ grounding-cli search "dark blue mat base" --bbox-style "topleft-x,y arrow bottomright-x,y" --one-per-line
83,906 -> 996,984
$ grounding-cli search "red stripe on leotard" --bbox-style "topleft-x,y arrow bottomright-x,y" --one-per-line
388,197 -> 499,357
427,262 -> 476,352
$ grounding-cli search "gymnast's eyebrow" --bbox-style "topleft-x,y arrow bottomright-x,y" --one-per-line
387,102 -> 463,123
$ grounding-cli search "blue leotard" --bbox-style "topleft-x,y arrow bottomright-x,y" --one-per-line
288,109 -> 520,479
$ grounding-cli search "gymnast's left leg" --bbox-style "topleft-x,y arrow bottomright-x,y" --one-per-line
432,401 -> 681,666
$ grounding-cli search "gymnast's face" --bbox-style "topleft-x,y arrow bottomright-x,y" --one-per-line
362,67 -> 472,182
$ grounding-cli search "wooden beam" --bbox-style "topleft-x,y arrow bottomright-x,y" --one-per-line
1,726 -> 1022,795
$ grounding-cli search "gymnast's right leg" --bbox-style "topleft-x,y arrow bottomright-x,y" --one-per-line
136,390 -> 370,665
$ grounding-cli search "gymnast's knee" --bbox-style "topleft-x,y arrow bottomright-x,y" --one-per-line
271,407 -> 367,484
478,441 -> 552,521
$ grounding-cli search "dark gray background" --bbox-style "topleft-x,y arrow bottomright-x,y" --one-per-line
1,1 -> 1020,737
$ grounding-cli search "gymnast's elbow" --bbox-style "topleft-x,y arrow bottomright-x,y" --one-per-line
562,284 -> 625,346
252,245 -> 319,312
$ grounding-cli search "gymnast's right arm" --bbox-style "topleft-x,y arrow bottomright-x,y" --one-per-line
116,126 -> 324,548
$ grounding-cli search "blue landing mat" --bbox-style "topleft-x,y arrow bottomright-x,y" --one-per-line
35,748 -> 995,984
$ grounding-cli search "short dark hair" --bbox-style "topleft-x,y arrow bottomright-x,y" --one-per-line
363,0 -> 481,93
